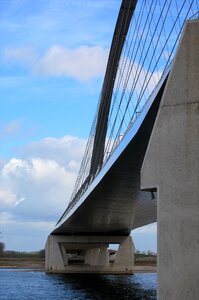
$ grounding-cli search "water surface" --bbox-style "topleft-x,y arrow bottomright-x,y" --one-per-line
0,269 -> 156,299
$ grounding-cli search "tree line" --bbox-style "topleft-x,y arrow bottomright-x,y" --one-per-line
0,241 -> 45,258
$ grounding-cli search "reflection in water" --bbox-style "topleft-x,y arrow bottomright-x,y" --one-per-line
53,274 -> 156,300
0,270 -> 156,300
53,273 -> 157,299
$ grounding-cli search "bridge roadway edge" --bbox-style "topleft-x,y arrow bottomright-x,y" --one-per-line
141,20 -> 199,299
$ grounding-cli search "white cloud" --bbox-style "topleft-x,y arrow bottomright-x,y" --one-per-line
4,47 -> 37,65
0,158 -> 74,219
15,197 -> 25,207
22,135 -> 87,169
35,45 -> 108,80
1,158 -> 29,177
0,189 -> 17,207
116,59 -> 162,96
0,211 -> 54,230
0,119 -> 24,139
0,135 -> 86,222
3,45 -> 109,81
0,135 -> 157,252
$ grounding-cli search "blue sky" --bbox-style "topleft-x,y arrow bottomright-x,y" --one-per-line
0,0 -> 157,252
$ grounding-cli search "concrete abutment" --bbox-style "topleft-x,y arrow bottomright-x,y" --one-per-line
141,20 -> 199,300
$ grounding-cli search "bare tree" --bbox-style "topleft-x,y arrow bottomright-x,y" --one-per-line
0,231 -> 5,256
0,242 -> 5,256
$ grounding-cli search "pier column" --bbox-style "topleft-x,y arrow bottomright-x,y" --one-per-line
97,247 -> 109,266
85,248 -> 100,265
114,236 -> 134,271
45,235 -> 134,274
141,20 -> 199,300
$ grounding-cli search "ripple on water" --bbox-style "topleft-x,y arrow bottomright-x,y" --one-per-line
0,270 -> 157,300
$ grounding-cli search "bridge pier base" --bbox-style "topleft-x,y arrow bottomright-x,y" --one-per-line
45,235 -> 134,274
141,20 -> 199,300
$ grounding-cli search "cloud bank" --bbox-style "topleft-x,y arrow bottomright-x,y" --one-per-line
0,134 -> 157,252
0,135 -> 86,250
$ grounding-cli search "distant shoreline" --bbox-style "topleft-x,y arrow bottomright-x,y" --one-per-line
0,258 -> 156,273
0,258 -> 45,271
0,267 -> 157,273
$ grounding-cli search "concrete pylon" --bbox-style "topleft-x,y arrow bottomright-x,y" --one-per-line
141,20 -> 199,300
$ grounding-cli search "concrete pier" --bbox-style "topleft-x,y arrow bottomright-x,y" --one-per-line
45,235 -> 134,274
141,20 -> 199,299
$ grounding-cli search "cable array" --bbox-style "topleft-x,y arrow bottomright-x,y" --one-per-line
60,0 -> 199,220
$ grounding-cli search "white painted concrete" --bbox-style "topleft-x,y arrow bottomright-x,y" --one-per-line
141,20 -> 199,300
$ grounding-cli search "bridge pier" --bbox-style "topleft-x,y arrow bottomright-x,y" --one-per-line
45,235 -> 134,274
141,20 -> 199,299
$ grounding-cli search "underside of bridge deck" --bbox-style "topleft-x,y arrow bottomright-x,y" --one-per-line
52,77 -> 167,237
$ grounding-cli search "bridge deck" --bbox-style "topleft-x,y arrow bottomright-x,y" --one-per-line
52,67 -> 170,236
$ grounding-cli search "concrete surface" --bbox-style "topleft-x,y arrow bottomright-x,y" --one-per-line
52,74 -> 169,236
141,20 -> 199,300
45,235 -> 134,274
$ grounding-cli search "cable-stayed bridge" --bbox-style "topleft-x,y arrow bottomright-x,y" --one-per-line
46,1 -> 199,298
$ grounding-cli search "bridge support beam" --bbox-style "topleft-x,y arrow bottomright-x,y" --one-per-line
45,235 -> 134,274
141,20 -> 199,299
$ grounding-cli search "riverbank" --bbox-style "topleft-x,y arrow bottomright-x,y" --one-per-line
0,258 -> 156,272
0,258 -> 45,270
134,265 -> 156,272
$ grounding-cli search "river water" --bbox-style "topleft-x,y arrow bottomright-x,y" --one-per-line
0,269 -> 156,299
